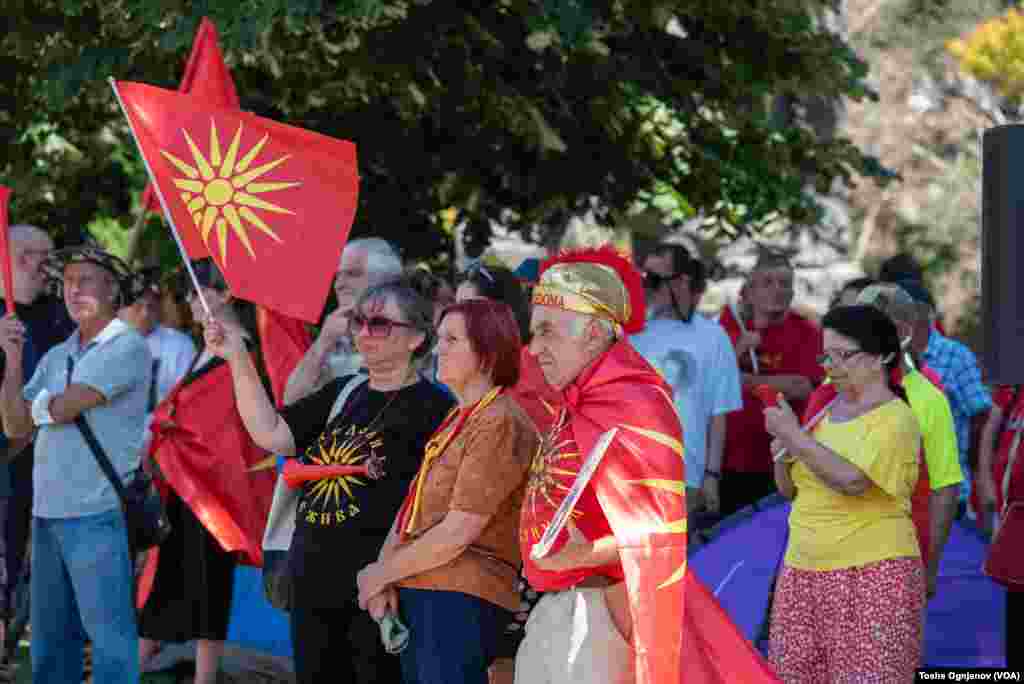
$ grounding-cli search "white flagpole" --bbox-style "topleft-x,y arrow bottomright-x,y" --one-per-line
108,78 -> 211,318
531,428 -> 618,560
729,298 -> 759,373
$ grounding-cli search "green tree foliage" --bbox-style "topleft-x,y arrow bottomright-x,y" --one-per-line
1,0 -> 890,264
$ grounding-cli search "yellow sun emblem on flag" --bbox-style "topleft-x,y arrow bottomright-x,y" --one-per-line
160,119 -> 300,262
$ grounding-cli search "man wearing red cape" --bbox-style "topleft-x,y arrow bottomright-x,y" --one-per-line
514,246 -> 779,684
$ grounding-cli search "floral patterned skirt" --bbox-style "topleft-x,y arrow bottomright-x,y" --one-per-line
769,557 -> 925,684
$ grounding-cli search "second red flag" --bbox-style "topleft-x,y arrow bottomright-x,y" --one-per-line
116,80 -> 359,323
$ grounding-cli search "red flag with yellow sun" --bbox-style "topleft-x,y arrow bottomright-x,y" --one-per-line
113,80 -> 359,323
140,17 -> 240,214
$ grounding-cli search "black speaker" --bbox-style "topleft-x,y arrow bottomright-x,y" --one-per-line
982,124 -> 1024,384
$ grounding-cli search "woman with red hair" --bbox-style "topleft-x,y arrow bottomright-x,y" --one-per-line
356,298 -> 538,684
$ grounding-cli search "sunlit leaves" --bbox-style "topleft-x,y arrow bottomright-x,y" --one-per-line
948,7 -> 1024,104
3,0 -> 889,264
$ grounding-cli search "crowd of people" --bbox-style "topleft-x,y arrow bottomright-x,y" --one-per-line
0,222 -> 1015,684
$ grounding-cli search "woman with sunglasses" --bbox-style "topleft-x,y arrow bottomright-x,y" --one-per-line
139,260 -> 275,684
356,298 -> 536,684
763,305 -> 924,683
203,277 -> 454,684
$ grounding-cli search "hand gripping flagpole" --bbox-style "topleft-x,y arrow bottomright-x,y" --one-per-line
108,78 -> 212,319
729,298 -> 759,373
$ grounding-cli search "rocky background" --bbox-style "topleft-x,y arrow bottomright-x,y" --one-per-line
660,0 -> 1006,355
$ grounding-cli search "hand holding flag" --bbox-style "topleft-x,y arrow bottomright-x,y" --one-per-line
764,392 -> 803,462
752,384 -> 782,408
201,315 -> 248,363
0,317 -> 26,360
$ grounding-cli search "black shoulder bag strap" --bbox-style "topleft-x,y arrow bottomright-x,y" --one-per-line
66,356 -> 128,502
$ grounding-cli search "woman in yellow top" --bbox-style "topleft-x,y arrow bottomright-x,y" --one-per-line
764,305 -> 924,683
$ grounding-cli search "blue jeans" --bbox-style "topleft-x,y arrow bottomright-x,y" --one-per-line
398,588 -> 510,684
31,509 -> 139,683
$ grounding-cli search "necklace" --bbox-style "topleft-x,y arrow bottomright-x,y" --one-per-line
398,386 -> 503,537
363,367 -> 418,432
329,368 -> 418,466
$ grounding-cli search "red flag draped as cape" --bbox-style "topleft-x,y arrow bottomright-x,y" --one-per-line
141,17 -> 240,214
115,80 -> 359,322
138,358 -> 275,607
531,340 -> 779,684
148,359 -> 275,565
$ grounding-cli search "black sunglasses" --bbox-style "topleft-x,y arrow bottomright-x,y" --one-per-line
348,313 -> 416,338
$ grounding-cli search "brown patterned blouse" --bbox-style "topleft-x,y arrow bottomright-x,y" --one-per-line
396,393 -> 539,611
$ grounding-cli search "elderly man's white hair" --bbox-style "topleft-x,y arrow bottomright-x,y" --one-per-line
9,223 -> 51,245
343,237 -> 403,285
567,312 -> 617,341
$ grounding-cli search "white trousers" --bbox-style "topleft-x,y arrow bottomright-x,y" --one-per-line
514,587 -> 633,684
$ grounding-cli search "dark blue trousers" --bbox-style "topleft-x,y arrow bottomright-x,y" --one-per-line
398,587 -> 511,684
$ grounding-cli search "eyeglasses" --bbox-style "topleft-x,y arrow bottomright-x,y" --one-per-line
643,271 -> 684,290
348,313 -> 417,338
817,349 -> 863,366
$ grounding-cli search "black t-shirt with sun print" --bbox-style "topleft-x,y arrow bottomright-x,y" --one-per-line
280,374 -> 454,607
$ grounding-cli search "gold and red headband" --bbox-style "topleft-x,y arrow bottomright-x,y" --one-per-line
532,246 -> 645,335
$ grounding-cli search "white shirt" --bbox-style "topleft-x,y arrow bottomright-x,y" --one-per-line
24,318 -> 152,517
631,314 -> 743,488
144,325 -> 197,412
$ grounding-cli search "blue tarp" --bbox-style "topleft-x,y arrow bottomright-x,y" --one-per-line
225,460 -> 293,659
226,494 -> 1006,667
226,567 -> 292,658
688,495 -> 1006,668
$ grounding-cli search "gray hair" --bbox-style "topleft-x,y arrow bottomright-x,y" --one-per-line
357,277 -> 435,359
856,283 -> 920,326
568,313 -> 617,343
9,224 -> 52,246
345,238 -> 403,286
